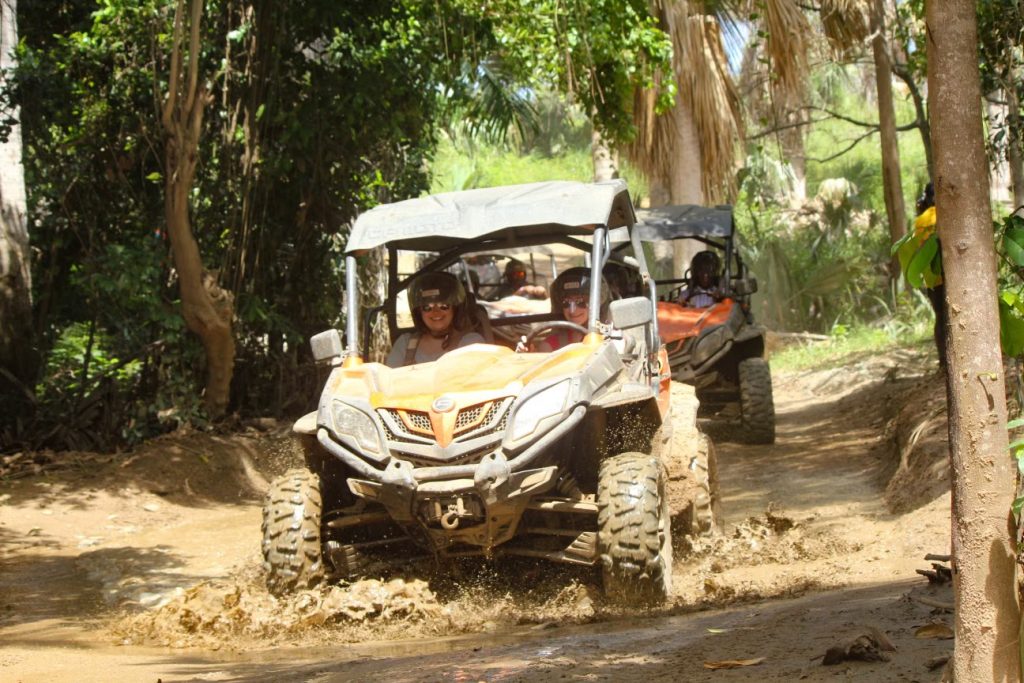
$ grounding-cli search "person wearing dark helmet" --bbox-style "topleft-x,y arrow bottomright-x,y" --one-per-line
534,267 -> 610,352
385,272 -> 484,367
678,250 -> 722,308
492,258 -> 547,300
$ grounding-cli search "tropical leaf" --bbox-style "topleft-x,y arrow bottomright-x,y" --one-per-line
800,262 -> 858,295
1013,495 -> 1024,522
999,298 -> 1024,357
762,0 -> 811,99
906,235 -> 939,288
1004,225 -> 1024,268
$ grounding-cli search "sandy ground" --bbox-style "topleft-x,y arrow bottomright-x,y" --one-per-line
0,347 -> 956,682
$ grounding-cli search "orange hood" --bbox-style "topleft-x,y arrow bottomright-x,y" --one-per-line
324,342 -> 600,412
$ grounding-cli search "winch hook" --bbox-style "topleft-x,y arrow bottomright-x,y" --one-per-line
440,509 -> 461,530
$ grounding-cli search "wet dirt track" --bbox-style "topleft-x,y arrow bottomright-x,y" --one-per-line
0,350 -> 955,682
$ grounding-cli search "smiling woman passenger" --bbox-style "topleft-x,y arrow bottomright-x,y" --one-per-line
534,267 -> 610,352
385,272 -> 485,367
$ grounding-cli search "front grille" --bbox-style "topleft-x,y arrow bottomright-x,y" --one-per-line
405,411 -> 432,433
454,404 -> 486,433
376,398 -> 513,468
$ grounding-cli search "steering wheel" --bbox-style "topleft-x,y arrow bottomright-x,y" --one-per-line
521,321 -> 589,351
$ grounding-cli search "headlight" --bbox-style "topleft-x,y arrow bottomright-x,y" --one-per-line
510,380 -> 571,442
331,402 -> 382,454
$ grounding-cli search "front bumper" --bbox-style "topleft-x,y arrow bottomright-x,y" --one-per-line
317,405 -> 587,551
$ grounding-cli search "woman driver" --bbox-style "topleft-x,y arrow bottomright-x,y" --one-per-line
385,272 -> 484,367
534,267 -> 610,352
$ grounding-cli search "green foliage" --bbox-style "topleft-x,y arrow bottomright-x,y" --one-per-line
997,214 -> 1024,358
803,64 -> 929,213
736,146 -> 893,333
6,0 -> 671,451
769,316 -> 932,372
37,322 -> 140,399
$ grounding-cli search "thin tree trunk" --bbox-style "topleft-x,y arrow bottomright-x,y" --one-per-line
0,0 -> 35,402
893,62 -> 934,180
670,104 -> 703,278
871,0 -> 907,286
779,115 -> 806,203
591,129 -> 618,182
358,247 -> 388,363
162,0 -> 235,418
926,1 -> 1020,680
1007,90 -> 1024,207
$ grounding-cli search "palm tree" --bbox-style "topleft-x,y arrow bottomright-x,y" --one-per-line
626,1 -> 874,276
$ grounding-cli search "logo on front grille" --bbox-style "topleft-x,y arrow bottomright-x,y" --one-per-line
432,396 -> 455,413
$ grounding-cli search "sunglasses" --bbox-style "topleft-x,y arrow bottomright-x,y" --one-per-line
421,303 -> 452,313
561,298 -> 589,309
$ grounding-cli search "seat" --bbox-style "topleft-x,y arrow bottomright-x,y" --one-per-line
466,293 -> 495,343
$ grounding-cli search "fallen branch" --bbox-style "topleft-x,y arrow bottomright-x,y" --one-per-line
772,331 -> 831,342
912,595 -> 954,611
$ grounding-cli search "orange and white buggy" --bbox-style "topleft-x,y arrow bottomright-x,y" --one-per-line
261,181 -> 719,604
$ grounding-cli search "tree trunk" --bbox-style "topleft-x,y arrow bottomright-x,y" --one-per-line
871,0 -> 907,286
926,1 -> 1020,680
358,247 -> 388,363
162,0 -> 235,418
591,129 -> 618,182
0,0 -> 35,405
669,104 -> 703,278
1007,91 -> 1024,208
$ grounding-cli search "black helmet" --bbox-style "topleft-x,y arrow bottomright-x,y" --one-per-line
916,182 -> 935,215
408,271 -> 466,309
504,258 -> 528,281
691,250 -> 721,275
551,267 -> 610,314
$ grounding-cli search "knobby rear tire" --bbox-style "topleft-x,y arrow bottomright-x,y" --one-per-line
738,357 -> 776,444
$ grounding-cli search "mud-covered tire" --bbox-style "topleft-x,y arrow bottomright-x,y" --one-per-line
261,468 -> 325,596
738,357 -> 775,444
690,435 -> 722,535
597,452 -> 673,604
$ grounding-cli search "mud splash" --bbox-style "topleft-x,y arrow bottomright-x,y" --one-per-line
114,576 -> 442,648
112,561 -> 614,650
671,506 -> 860,607
113,507 -> 851,651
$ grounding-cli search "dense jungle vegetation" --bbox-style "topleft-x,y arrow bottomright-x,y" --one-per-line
1,0 -> 1021,453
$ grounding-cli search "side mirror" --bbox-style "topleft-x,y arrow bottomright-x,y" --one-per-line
310,329 -> 344,362
731,277 -> 758,296
609,296 -> 653,329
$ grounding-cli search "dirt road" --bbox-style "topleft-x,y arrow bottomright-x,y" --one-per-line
0,348 -> 955,682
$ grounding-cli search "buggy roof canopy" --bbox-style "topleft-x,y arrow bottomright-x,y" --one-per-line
345,180 -> 636,253
634,204 -> 734,241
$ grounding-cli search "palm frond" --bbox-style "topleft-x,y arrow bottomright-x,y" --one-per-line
761,0 -> 811,102
819,0 -> 871,58
462,58 -> 540,144
627,7 -> 743,204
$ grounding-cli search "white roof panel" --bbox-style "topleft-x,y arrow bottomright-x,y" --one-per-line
346,180 -> 635,253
